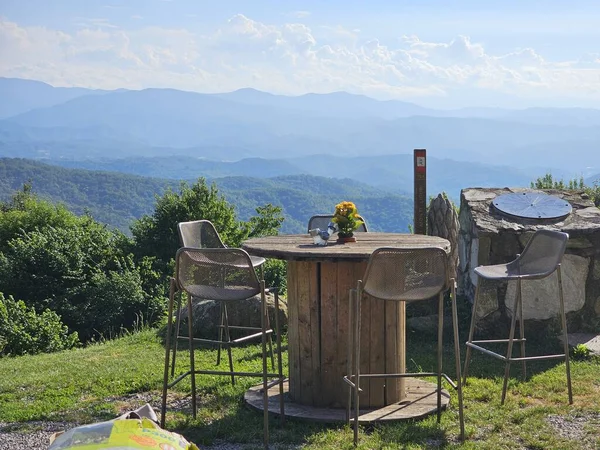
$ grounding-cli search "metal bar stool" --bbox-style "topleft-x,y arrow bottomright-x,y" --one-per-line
171,220 -> 273,383
161,247 -> 285,449
463,229 -> 573,405
343,247 -> 465,445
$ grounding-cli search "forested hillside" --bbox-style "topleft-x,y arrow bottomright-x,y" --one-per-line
0,158 -> 413,233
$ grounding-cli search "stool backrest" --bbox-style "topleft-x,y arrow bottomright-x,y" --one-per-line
361,247 -> 448,302
178,220 -> 226,249
509,229 -> 569,279
175,247 -> 260,301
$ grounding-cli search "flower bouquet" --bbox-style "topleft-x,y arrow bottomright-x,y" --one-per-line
332,201 -> 364,241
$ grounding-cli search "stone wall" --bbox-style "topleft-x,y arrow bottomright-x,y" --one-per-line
458,187 -> 600,331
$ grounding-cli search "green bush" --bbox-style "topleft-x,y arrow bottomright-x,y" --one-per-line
0,189 -> 166,342
0,292 -> 79,356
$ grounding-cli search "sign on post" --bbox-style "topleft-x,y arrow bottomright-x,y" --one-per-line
413,149 -> 427,235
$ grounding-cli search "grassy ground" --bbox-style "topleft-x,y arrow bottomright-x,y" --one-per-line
1,326 -> 599,449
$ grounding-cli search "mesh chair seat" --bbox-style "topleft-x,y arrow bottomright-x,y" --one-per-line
161,247 -> 284,449
475,258 -> 562,281
343,246 -> 464,444
463,229 -> 573,405
185,284 -> 260,301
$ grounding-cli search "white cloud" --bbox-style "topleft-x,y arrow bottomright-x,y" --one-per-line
286,11 -> 311,19
0,14 -> 599,106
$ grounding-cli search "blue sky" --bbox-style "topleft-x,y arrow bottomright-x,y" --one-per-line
1,0 -> 599,107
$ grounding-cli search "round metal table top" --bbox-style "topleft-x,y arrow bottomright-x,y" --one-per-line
493,192 -> 572,220
242,233 -> 451,262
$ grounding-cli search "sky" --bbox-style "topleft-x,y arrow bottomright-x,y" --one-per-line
1,0 -> 599,108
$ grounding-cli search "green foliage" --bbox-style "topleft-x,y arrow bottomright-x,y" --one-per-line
531,173 -> 584,190
572,343 -> 592,360
584,179 -> 600,207
262,259 -> 287,296
531,172 -> 600,206
0,188 -> 165,342
130,179 -> 243,264
0,292 -> 78,356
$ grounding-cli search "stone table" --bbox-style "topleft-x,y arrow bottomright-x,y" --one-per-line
458,187 -> 600,326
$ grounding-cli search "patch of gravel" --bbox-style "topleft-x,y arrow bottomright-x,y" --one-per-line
0,421 -> 77,450
545,412 -> 600,448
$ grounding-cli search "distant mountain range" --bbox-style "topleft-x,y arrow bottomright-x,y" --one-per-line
0,158 -> 413,234
1,77 -> 599,178
47,153 -> 536,202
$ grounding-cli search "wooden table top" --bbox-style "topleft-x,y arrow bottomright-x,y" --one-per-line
242,233 -> 451,262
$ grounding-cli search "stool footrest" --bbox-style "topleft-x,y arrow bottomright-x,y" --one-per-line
467,342 -> 567,363
168,370 -> 283,389
344,372 -> 458,390
466,343 -> 507,361
177,330 -> 273,346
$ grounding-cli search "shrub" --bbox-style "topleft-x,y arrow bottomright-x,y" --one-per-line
0,292 -> 79,356
0,196 -> 165,341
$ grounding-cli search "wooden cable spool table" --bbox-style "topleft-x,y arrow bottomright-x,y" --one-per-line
242,233 -> 452,421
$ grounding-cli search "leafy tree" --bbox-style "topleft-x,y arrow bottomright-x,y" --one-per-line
0,183 -> 81,254
130,178 -> 286,291
131,179 -> 243,264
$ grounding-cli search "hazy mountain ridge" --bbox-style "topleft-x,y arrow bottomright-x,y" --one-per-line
2,77 -> 598,178
0,158 -> 413,234
0,77 -> 119,119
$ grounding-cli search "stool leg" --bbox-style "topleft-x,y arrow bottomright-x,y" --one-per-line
518,280 -> 526,380
353,282 -> 362,446
346,288 -> 355,425
502,279 -> 521,405
170,291 -> 182,377
187,292 -> 197,418
450,279 -> 465,441
161,277 -> 176,428
216,301 -> 225,365
557,266 -> 573,404
222,303 -> 235,386
274,291 -> 285,424
260,281 -> 269,449
265,306 -> 275,371
463,279 -> 481,384
437,292 -> 443,423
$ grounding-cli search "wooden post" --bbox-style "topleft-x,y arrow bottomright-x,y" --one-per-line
414,149 -> 427,235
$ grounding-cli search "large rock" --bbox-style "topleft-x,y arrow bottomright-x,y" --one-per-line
505,253 -> 588,320
178,293 -> 288,339
427,193 -> 460,279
